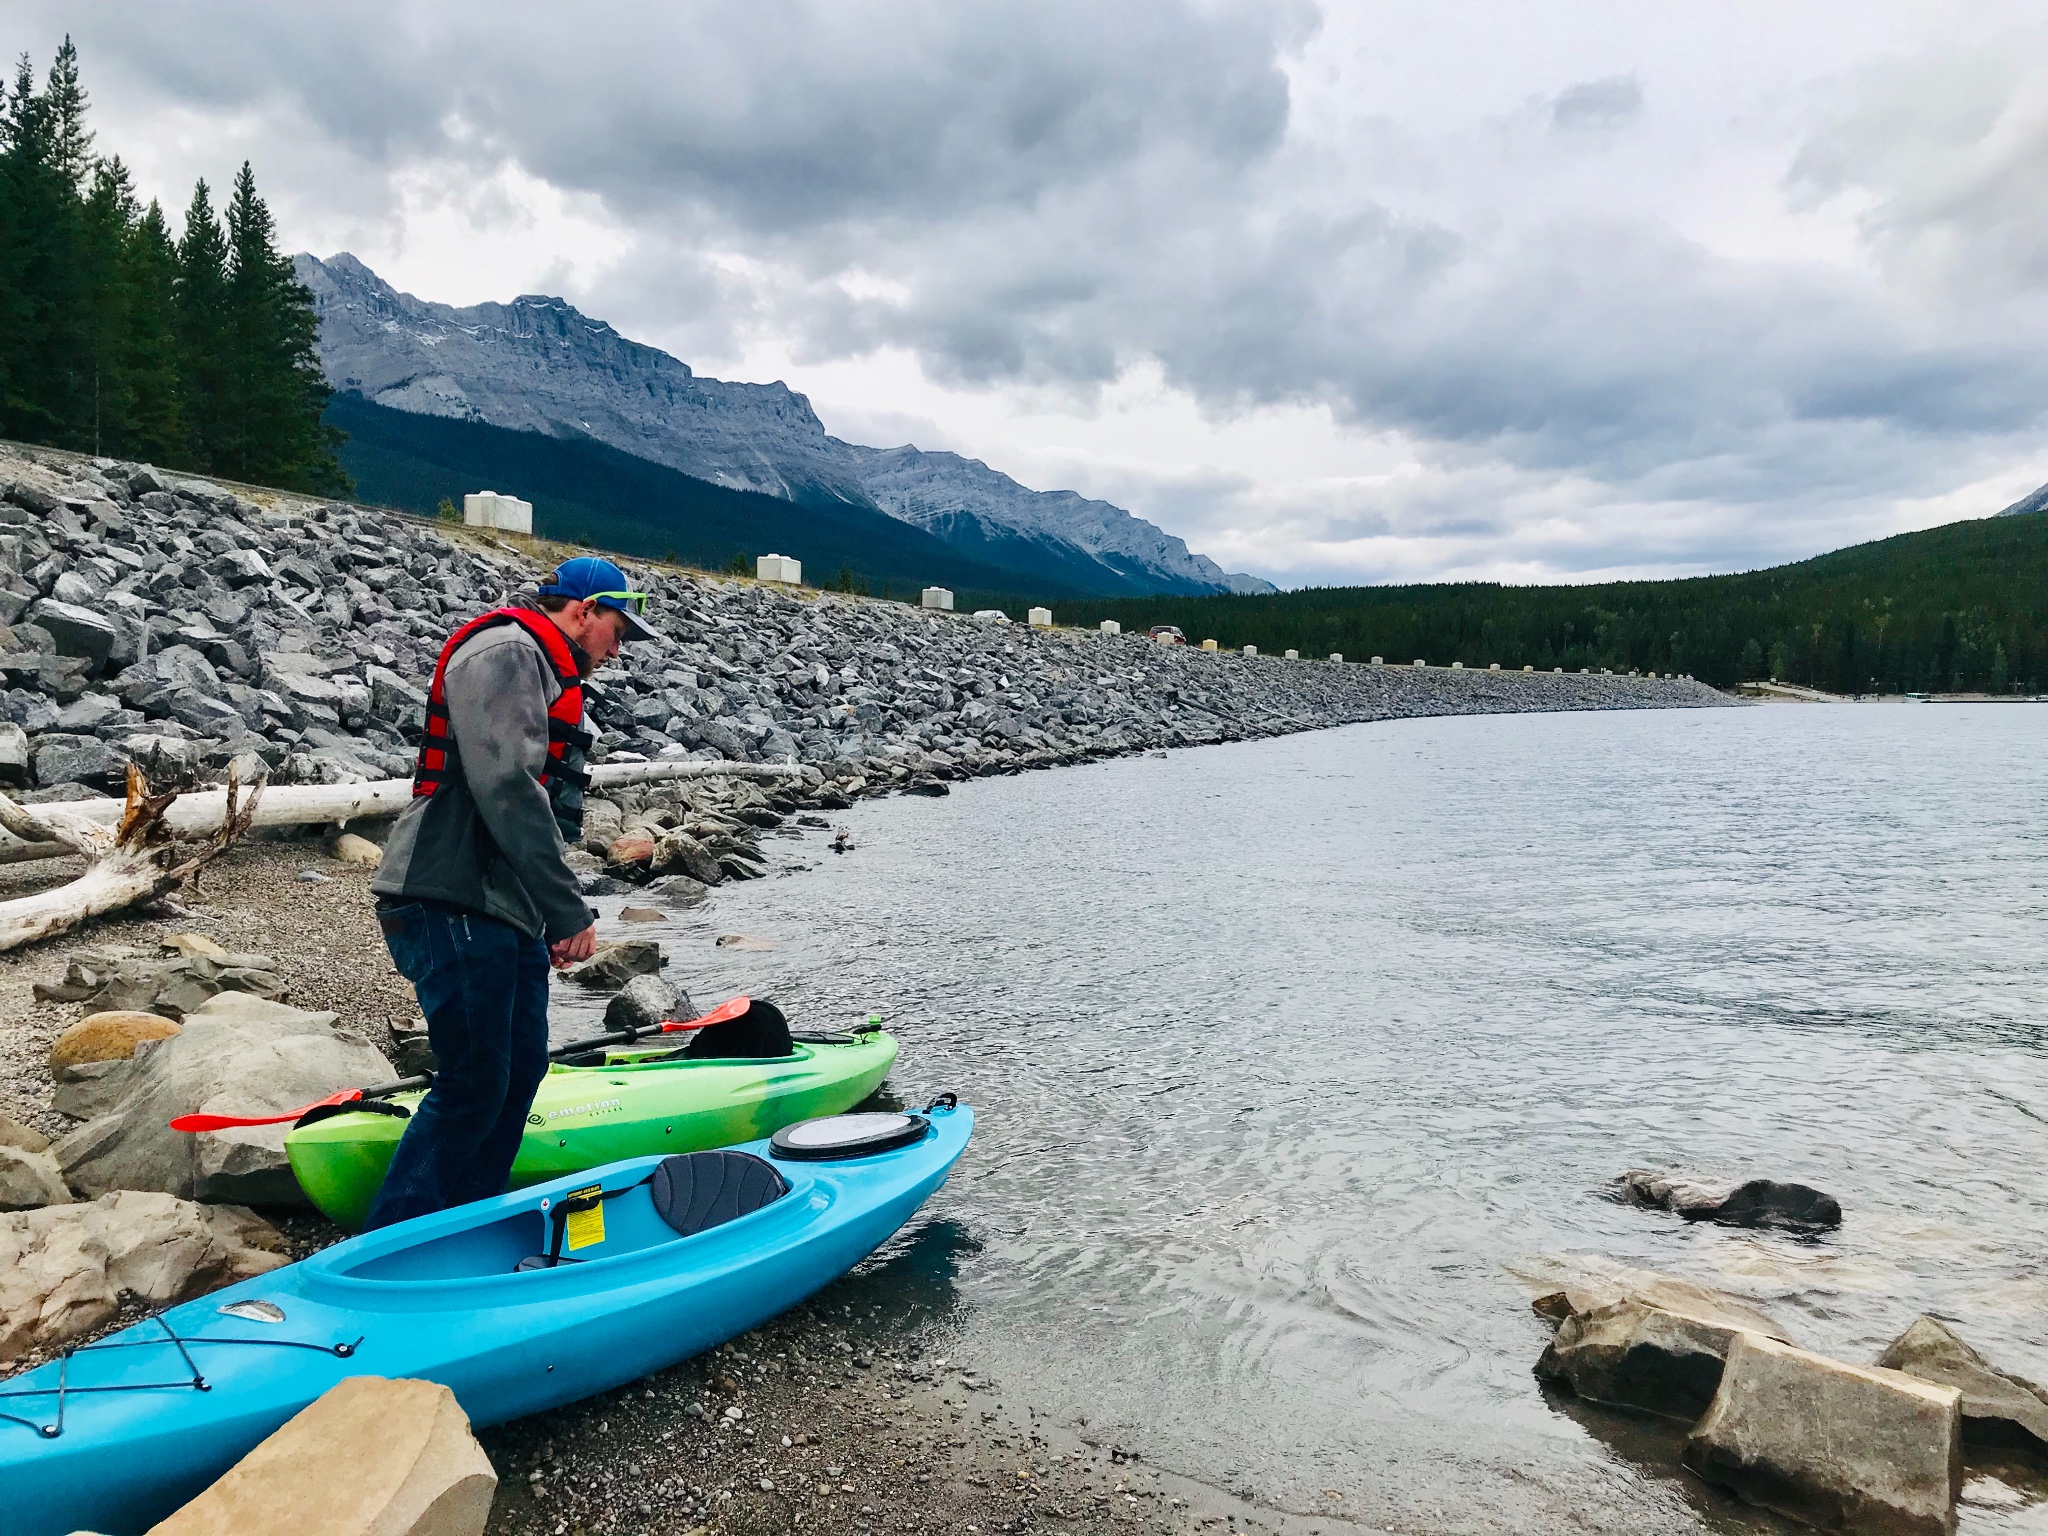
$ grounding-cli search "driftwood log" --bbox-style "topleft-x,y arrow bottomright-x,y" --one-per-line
0,759 -> 805,862
0,765 -> 264,951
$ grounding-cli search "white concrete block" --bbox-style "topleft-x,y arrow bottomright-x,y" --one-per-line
1099,619 -> 1120,635
1202,639 -> 1218,651
1489,663 -> 1501,671
1524,665 -> 1533,672
1329,653 -> 1343,664
1284,648 -> 1299,660
1243,644 -> 1258,657
1413,659 -> 1427,667
1370,656 -> 1383,666
922,586 -> 955,611
462,490 -> 533,534
1451,661 -> 1464,670
1028,607 -> 1053,628
756,553 -> 802,584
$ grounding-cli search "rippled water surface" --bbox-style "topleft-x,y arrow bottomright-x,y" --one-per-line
604,704 -> 2048,1531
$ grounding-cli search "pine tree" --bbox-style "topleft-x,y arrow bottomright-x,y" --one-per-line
175,177 -> 231,469
79,156 -> 138,454
44,35 -> 91,191
222,161 -> 346,492
0,50 -> 89,442
122,199 -> 186,463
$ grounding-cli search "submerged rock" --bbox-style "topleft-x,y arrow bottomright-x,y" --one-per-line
1616,1169 -> 1841,1230
1877,1315 -> 2048,1454
1685,1333 -> 1961,1536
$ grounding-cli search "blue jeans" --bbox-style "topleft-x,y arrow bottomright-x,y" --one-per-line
364,899 -> 551,1231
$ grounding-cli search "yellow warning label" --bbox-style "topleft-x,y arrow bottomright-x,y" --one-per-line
564,1185 -> 605,1251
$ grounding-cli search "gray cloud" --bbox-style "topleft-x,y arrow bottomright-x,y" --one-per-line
15,2 -> 2048,584
1549,75 -> 1643,133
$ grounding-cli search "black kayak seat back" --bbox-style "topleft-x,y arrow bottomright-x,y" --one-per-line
651,1150 -> 790,1237
514,1151 -> 789,1273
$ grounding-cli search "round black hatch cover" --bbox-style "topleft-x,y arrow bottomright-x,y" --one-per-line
770,1111 -> 929,1161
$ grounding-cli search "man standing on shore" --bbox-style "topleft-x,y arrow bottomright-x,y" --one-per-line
365,556 -> 657,1230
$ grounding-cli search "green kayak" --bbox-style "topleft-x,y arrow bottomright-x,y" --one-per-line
285,1029 -> 898,1229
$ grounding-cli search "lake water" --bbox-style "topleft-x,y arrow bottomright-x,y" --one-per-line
600,703 -> 2048,1532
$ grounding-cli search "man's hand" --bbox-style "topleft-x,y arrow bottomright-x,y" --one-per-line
550,923 -> 598,969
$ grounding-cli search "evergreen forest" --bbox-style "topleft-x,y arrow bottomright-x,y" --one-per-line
1047,510 -> 2048,695
0,38 -> 344,492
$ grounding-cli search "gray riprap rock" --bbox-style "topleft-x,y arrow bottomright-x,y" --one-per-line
207,547 -> 273,586
604,972 -> 688,1033
366,663 -> 427,731
25,597 -> 116,668
31,732 -> 125,788
1685,1333 -> 1961,1536
0,1190 -> 286,1361
54,691 -> 121,732
1877,1315 -> 2048,1454
1616,1169 -> 1841,1230
53,992 -> 391,1208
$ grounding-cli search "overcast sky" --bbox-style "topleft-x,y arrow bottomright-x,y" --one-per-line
17,1 -> 2048,587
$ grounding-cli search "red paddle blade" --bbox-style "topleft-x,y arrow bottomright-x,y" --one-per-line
659,995 -> 751,1033
171,1088 -> 363,1133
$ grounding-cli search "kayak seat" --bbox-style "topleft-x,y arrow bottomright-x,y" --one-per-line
650,1151 -> 791,1237
513,1152 -> 789,1273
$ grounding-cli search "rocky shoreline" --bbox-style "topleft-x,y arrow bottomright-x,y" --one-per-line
0,440 -> 1742,1536
0,441 -> 1733,823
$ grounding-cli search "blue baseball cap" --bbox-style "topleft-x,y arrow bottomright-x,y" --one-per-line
538,556 -> 659,642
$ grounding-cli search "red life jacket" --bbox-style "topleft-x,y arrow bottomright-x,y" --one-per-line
412,607 -> 593,804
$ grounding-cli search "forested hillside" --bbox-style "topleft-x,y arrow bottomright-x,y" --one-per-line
1051,512 -> 2048,694
0,39 -> 342,492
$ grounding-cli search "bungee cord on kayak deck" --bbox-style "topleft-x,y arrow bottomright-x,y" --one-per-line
0,1315 -> 364,1440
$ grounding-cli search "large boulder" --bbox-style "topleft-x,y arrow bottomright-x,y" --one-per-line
25,597 -> 116,668
0,1190 -> 286,1361
53,993 -> 393,1208
1684,1333 -> 1961,1536
1616,1169 -> 1841,1230
1877,1315 -> 2048,1453
603,973 -> 688,1033
1536,1299 -> 1783,1421
50,1009 -> 182,1079
150,1376 -> 497,1536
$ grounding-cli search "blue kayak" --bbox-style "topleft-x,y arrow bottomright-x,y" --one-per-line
1,1100 -> 971,1536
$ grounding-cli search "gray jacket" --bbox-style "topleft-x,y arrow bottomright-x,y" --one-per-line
371,621 -> 595,943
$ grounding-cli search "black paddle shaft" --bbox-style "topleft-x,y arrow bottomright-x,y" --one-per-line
349,1017 -> 885,1104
